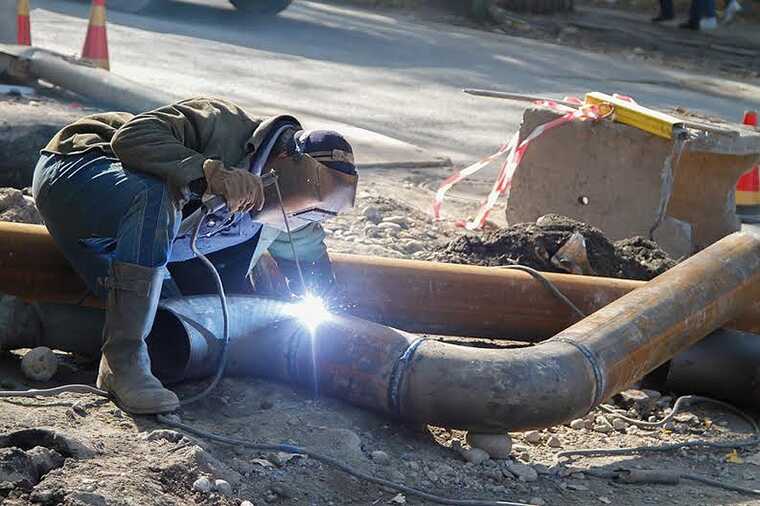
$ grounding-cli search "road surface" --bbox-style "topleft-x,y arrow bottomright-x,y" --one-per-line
29,0 -> 760,169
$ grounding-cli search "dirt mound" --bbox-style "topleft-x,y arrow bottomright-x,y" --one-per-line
0,188 -> 42,225
430,214 -> 676,280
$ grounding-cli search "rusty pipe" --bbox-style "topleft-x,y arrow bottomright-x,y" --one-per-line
144,232 -> 760,431
3,222 -> 760,340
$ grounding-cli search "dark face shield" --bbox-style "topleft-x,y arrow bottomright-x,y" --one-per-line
252,154 -> 358,231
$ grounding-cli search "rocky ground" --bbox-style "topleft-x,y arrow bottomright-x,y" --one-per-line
2,179 -> 760,505
2,60 -> 760,505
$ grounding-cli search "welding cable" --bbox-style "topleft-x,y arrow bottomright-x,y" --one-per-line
175,211 -> 232,406
559,395 -> 760,460
494,264 -> 586,319
157,414 -> 533,506
556,395 -> 760,497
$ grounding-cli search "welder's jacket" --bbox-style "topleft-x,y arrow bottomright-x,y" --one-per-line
41,96 -> 327,270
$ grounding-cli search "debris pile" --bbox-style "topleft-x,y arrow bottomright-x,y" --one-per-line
428,214 -> 676,280
0,188 -> 41,225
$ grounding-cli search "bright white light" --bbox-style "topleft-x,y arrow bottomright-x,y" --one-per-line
287,293 -> 331,333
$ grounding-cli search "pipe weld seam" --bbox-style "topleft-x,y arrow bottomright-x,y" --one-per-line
387,337 -> 430,417
553,337 -> 605,408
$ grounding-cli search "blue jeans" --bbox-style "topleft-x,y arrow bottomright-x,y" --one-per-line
33,151 -> 181,299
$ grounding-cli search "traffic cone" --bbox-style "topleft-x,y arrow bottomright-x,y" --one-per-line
735,111 -> 760,223
17,0 -> 31,46
81,0 -> 109,70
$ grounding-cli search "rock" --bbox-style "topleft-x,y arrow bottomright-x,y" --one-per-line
26,446 -> 64,477
402,240 -> 426,254
598,497 -> 612,504
546,435 -> 562,448
507,463 -> 538,482
617,389 -> 661,414
371,450 -> 391,466
466,433 -> 512,459
241,502 -> 255,506
594,424 -> 613,434
214,479 -> 232,496
378,222 -> 403,232
530,498 -> 546,506
569,419 -> 586,430
674,413 -> 699,425
20,347 -> 58,382
364,225 -> 381,238
523,431 -> 543,444
533,463 -> 552,475
143,429 -> 186,444
612,418 -> 628,431
459,447 -> 490,465
362,206 -> 382,224
162,413 -> 182,424
407,461 -> 420,471
383,215 -> 409,227
192,476 -> 212,493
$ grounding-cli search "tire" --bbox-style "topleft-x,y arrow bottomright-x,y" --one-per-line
107,0 -> 154,13
229,0 -> 293,14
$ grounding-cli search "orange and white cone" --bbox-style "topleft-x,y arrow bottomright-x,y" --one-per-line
81,0 -> 109,70
736,111 -> 760,223
17,0 -> 32,46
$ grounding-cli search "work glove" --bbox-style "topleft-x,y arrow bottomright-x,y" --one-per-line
202,159 -> 265,214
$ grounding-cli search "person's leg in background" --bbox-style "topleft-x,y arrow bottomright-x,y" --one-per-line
653,0 -> 675,22
33,152 -> 182,414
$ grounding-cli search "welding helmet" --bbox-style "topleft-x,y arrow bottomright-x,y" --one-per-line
252,129 -> 358,231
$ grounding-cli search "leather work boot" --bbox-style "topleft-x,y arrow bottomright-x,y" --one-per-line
96,262 -> 180,414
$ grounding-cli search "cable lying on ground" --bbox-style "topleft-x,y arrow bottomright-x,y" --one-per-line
560,395 -> 760,497
157,414 -> 533,506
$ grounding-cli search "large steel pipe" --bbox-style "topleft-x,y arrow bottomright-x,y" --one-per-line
662,329 -> 760,408
3,222 -> 760,339
146,232 -> 760,431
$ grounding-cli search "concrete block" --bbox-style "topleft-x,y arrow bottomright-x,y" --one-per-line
506,107 -> 760,256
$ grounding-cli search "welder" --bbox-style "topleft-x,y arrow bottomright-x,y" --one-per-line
32,97 -> 358,415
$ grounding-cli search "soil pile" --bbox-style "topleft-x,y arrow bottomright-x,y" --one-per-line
430,214 -> 676,280
0,188 -> 42,225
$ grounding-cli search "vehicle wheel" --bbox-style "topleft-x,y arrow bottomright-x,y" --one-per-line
107,0 -> 154,13
229,0 -> 293,14
495,0 -> 573,14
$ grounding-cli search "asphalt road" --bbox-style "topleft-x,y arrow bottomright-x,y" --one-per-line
28,0 -> 760,167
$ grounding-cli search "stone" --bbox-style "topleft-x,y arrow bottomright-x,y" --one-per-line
26,446 -> 64,477
569,419 -> 586,430
364,225 -> 381,238
362,206 -> 382,224
507,463 -> 538,482
192,476 -> 212,494
371,450 -> 391,466
546,435 -> 562,448
383,215 -> 409,227
378,222 -> 403,232
674,413 -> 699,425
466,433 -> 512,459
594,424 -> 613,434
407,461 -> 420,471
530,498 -> 546,506
618,389 -> 661,415
214,479 -> 232,496
20,347 -> 57,382
459,447 -> 490,465
523,431 -> 543,444
241,502 -> 255,506
402,240 -> 426,254
612,418 -> 628,431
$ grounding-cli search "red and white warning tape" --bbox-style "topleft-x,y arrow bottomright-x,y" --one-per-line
434,97 -> 614,230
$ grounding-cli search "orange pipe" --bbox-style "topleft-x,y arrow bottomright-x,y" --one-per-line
2,222 -> 760,339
